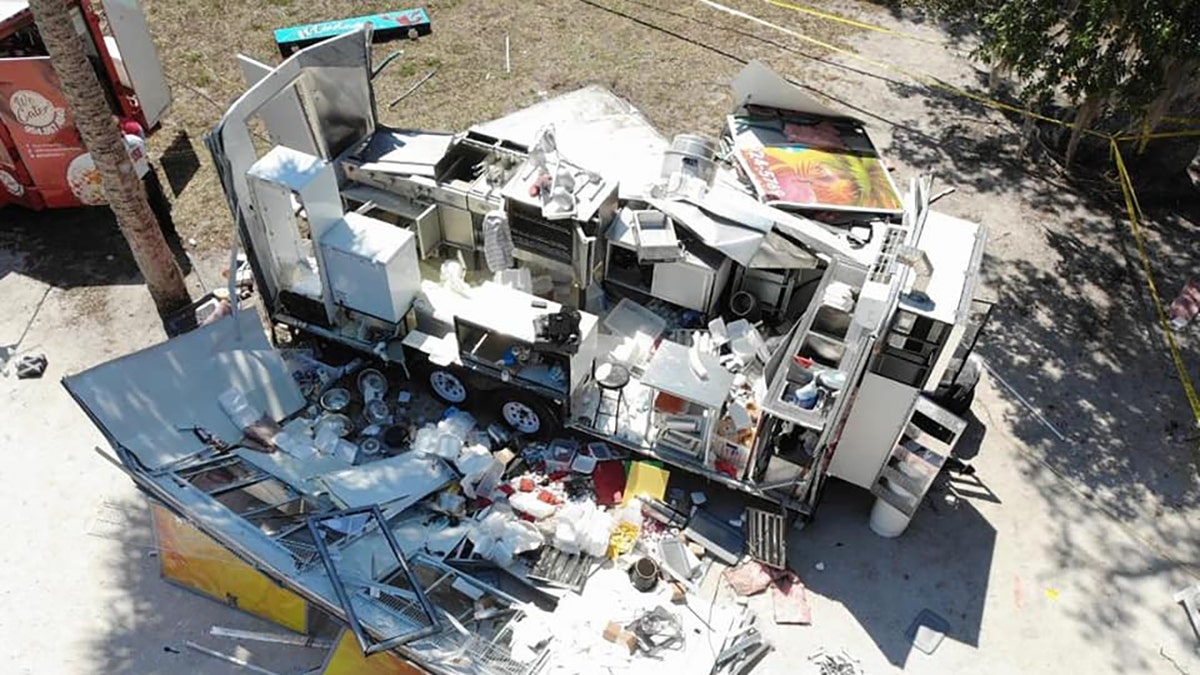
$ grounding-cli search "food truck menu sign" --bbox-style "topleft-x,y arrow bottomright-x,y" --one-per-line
274,8 -> 432,56
0,57 -> 97,208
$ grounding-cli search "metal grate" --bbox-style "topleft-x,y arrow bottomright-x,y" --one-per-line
277,538 -> 321,567
868,226 -> 907,285
528,547 -> 598,593
413,622 -> 542,675
745,507 -> 787,570
374,589 -> 439,627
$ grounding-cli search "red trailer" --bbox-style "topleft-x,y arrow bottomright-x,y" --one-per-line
0,0 -> 170,210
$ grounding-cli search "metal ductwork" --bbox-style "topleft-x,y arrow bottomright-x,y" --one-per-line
897,244 -> 933,298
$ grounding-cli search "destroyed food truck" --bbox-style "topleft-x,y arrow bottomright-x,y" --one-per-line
203,30 -> 988,522
63,29 -> 990,674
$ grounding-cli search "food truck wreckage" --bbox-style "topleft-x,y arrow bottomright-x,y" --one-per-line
65,29 -> 990,675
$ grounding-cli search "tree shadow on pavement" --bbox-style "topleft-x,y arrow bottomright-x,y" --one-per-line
85,494 -> 327,675
1,196 -> 192,290
794,479 -> 996,669
820,27 -> 1200,549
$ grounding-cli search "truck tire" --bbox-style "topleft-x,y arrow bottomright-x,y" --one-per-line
941,385 -> 976,417
932,353 -> 981,416
497,393 -> 560,438
427,367 -> 471,405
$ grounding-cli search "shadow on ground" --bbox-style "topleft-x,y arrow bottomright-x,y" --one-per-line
86,494 -> 328,675
793,477 -> 997,668
885,64 -> 1200,525
0,177 -> 191,291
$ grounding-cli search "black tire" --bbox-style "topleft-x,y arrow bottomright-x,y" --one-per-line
496,392 -> 560,439
937,384 -> 976,417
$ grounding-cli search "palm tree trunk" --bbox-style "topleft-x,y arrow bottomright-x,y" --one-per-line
1065,97 -> 1101,169
29,0 -> 190,329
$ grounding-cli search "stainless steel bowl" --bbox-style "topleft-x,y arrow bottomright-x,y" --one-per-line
319,387 -> 351,413
358,368 -> 388,401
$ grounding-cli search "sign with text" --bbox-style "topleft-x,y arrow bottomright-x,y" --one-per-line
274,8 -> 432,56
0,57 -> 87,208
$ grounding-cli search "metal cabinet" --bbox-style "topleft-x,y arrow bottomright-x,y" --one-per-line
651,259 -> 715,313
439,203 -> 476,251
319,213 -> 421,323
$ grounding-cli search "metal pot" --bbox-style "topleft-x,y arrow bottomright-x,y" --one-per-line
631,556 -> 660,592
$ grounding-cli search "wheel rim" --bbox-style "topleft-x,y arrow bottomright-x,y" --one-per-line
502,401 -> 541,434
429,370 -> 467,403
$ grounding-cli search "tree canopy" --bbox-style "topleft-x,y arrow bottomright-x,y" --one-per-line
915,0 -> 1200,160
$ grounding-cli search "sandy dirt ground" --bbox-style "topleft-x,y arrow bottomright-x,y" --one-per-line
2,1 -> 1198,674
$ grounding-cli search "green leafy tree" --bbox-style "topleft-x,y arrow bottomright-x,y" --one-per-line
915,0 -> 1200,165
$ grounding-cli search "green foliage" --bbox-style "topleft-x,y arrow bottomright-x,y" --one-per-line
915,0 -> 1200,124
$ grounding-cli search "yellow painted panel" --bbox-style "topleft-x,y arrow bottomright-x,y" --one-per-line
151,503 -> 308,633
321,629 -> 425,675
621,461 -> 669,505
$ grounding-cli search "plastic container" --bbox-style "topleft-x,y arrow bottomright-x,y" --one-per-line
545,439 -> 578,473
494,267 -> 533,293
661,133 -> 718,184
603,298 -> 666,344
787,381 -> 819,409
571,453 -> 597,474
870,481 -> 916,538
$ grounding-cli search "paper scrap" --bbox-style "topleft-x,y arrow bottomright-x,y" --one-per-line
771,572 -> 811,625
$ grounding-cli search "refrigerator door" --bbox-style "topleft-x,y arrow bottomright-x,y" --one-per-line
827,372 -> 919,489
237,55 -> 320,156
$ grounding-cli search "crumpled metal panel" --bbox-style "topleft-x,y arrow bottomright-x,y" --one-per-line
63,311 -> 305,471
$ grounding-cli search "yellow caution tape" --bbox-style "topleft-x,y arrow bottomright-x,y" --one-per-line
1110,139 -> 1200,426
758,0 -> 941,45
691,0 -> 1199,423
1115,128 -> 1200,142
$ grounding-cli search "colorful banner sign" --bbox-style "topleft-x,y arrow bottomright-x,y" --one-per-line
275,8 -> 432,56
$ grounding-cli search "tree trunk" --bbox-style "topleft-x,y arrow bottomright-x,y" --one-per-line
29,0 -> 190,330
1017,113 -> 1036,157
1137,57 -> 1196,155
1065,97 -> 1101,170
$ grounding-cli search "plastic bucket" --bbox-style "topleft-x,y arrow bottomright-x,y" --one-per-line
870,482 -> 916,538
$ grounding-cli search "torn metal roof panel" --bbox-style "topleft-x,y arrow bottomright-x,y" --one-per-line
319,453 -> 455,510
470,86 -> 667,198
63,311 -> 305,471
732,59 -> 861,122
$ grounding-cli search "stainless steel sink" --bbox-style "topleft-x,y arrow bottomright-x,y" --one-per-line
811,304 -> 851,339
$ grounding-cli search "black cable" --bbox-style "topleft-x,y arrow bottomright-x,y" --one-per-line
575,0 -> 748,65
576,0 -> 942,142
